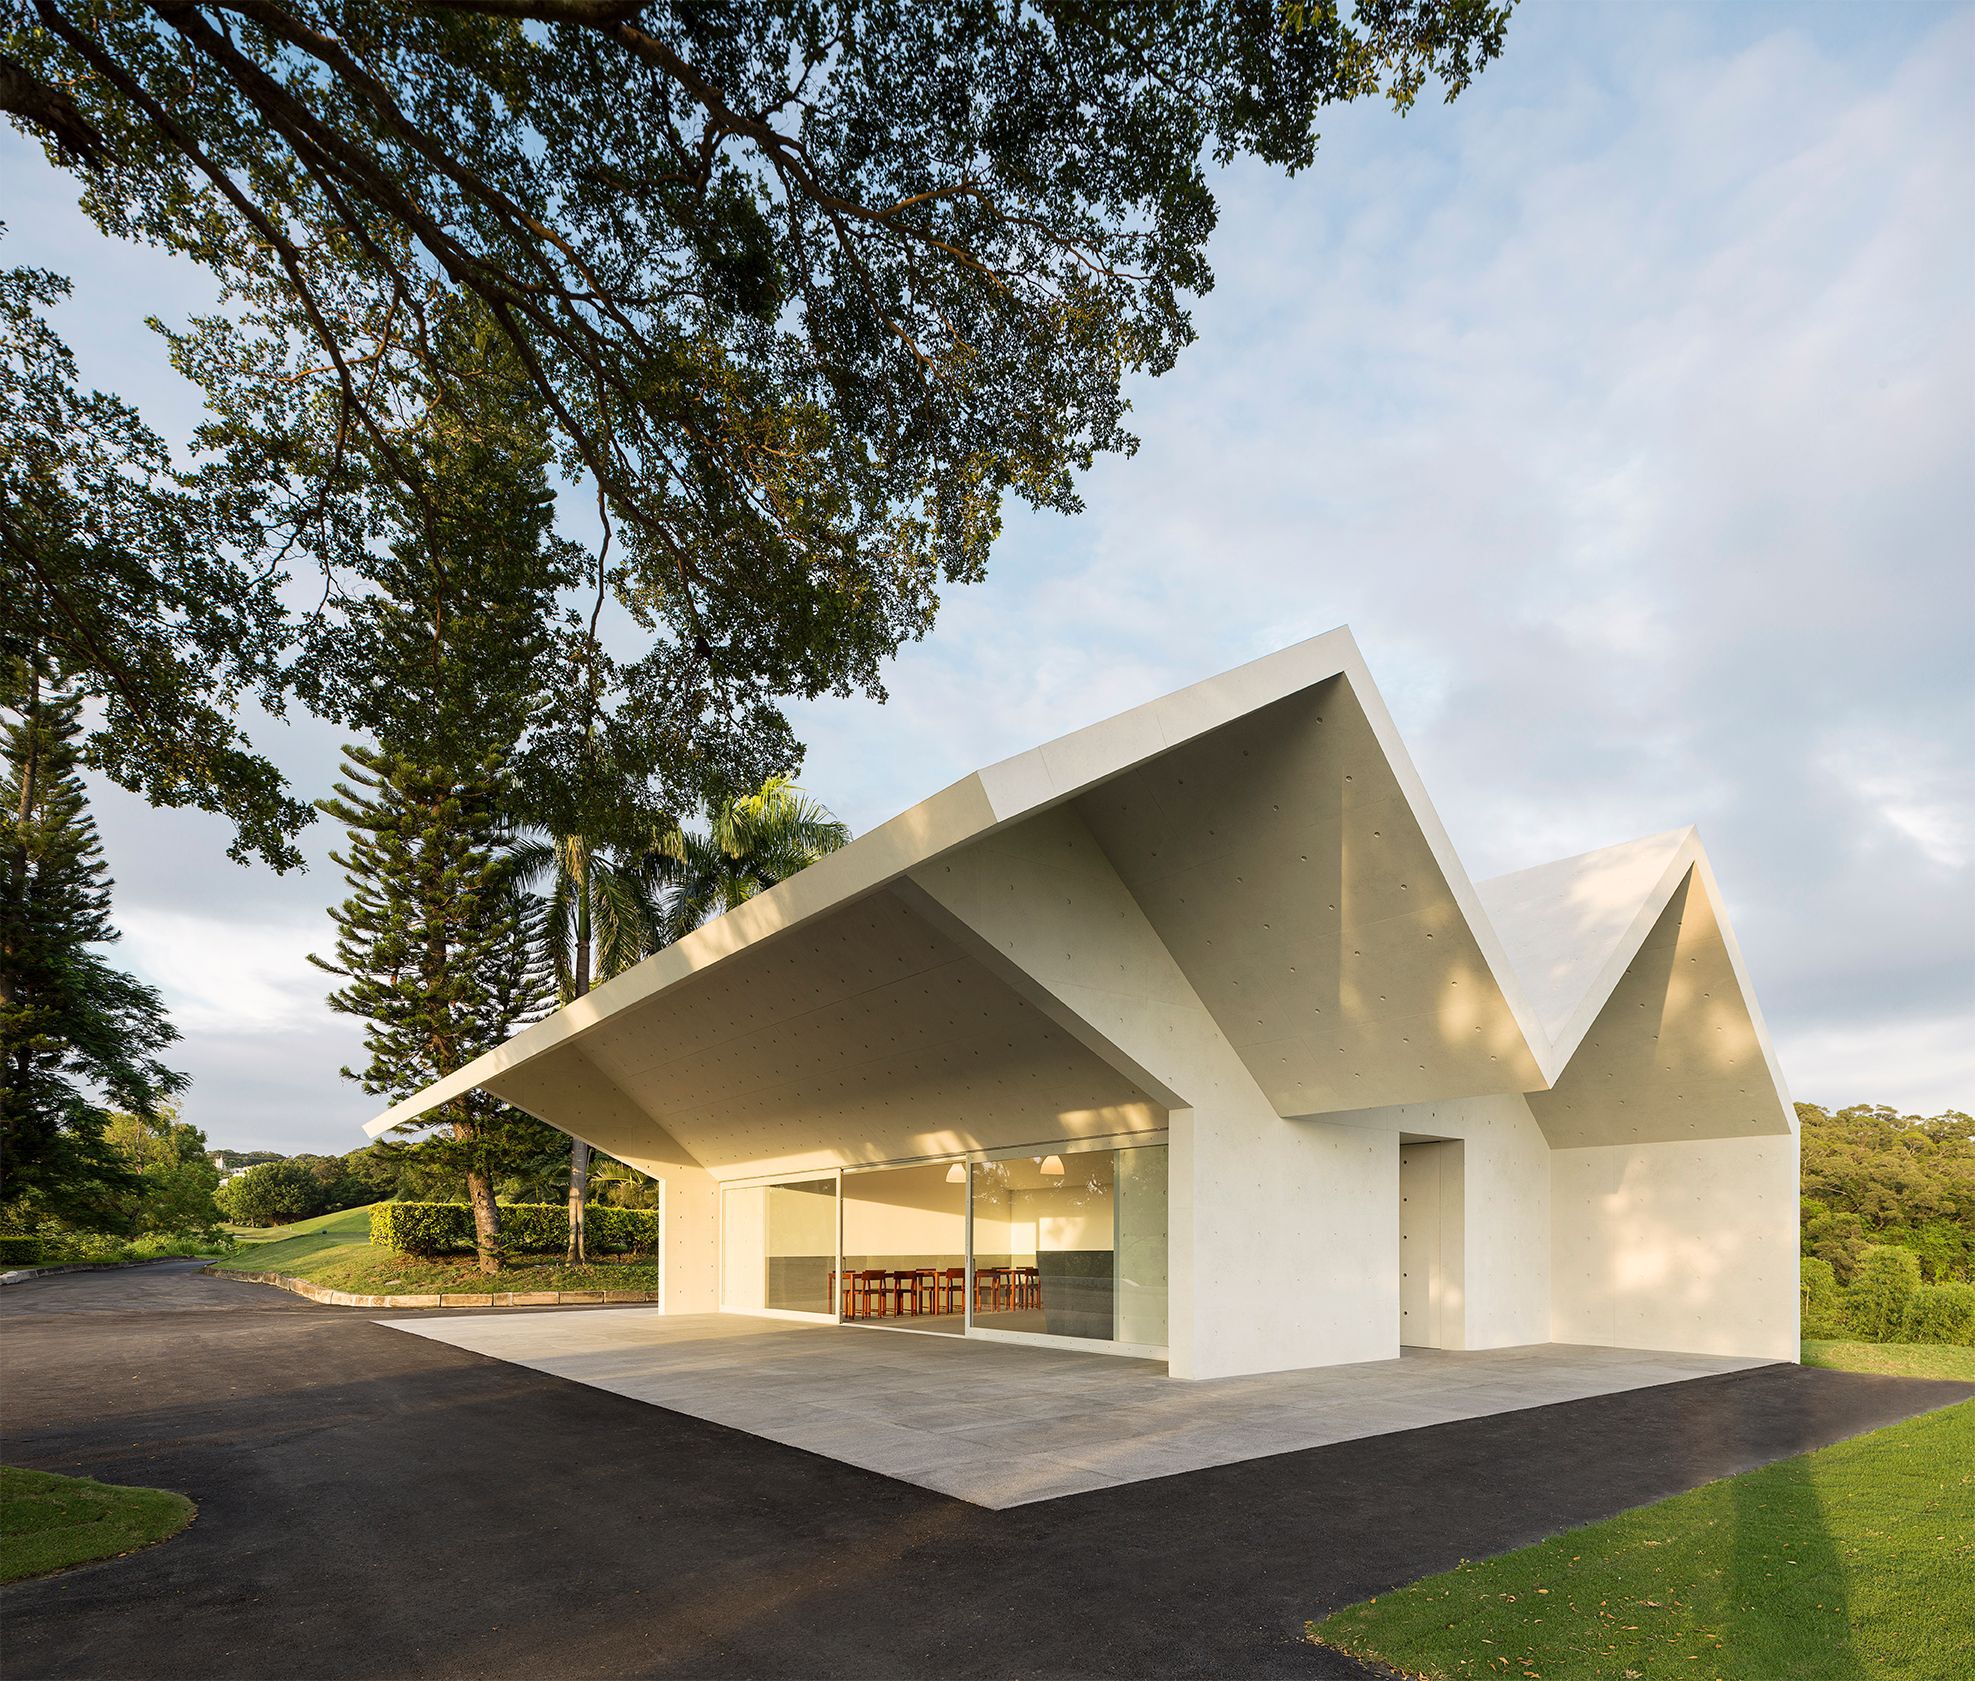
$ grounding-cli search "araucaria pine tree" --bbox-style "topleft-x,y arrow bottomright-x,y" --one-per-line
314,747 -> 549,1271
1,652 -> 180,1229
308,315 -> 575,1274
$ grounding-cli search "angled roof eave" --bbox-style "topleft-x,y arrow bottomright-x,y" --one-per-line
366,625 -> 1396,1137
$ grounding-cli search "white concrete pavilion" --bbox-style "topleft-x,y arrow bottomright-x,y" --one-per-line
367,627 -> 1799,1382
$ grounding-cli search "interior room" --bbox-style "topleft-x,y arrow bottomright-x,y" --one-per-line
717,1139 -> 1170,1352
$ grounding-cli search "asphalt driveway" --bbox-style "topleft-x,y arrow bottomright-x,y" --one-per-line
3,1263 -> 1968,1681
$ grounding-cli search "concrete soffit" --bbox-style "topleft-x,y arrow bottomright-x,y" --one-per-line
361,625 -> 1793,1155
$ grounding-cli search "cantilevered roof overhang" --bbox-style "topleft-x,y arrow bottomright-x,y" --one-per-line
364,627 -> 1793,1180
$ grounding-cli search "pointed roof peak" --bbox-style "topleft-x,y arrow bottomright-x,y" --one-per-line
1475,828 -> 1697,1045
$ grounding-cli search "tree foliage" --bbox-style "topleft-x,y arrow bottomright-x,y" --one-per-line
659,774 -> 850,931
2,0 -> 1516,847
1798,1101 -> 1974,1285
0,256 -> 310,868
1,656 -> 180,1230
102,1109 -> 227,1239
209,1145 -> 396,1223
214,1156 -> 324,1226
1841,1244 -> 1922,1344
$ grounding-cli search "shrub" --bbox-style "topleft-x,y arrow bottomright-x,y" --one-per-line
589,1206 -> 660,1254
1843,1244 -> 1922,1342
1900,1281 -> 1975,1347
499,1203 -> 566,1253
369,1202 -> 473,1256
1800,1256 -> 1844,1338
0,1235 -> 43,1267
368,1202 -> 661,1258
216,1160 -> 325,1227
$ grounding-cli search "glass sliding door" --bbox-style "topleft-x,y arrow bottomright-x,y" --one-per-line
1114,1143 -> 1169,1348
971,1143 -> 1167,1348
721,1176 -> 838,1316
840,1160 -> 966,1335
719,1142 -> 1167,1352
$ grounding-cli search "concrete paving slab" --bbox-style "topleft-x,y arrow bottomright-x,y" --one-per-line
380,1309 -> 1775,1508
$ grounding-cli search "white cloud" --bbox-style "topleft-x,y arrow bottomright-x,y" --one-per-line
1779,1011 -> 1975,1118
117,906 -> 333,1035
1817,728 -> 1975,873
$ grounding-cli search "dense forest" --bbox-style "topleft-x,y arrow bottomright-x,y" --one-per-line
1799,1102 -> 1973,1282
1797,1101 -> 1974,1345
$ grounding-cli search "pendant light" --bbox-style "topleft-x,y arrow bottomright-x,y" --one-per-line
945,1161 -> 966,1184
1039,1154 -> 1065,1177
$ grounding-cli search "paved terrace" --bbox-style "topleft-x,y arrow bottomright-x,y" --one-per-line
383,1309 -> 1770,1507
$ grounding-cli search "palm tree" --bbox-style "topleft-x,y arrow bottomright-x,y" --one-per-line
509,826 -> 663,1260
659,776 -> 851,935
513,776 -> 848,1259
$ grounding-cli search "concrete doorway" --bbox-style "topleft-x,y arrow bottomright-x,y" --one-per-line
1399,1139 -> 1465,1349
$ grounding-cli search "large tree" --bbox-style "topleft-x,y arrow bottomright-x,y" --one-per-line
314,745 -> 553,1269
0,652 -> 181,1230
2,0 -> 1515,849
102,1108 -> 227,1240
308,317 -> 573,1273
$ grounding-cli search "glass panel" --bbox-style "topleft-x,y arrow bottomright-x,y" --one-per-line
967,1151 -> 1092,1340
1115,1144 -> 1168,1347
840,1161 -> 967,1335
721,1178 -> 837,1314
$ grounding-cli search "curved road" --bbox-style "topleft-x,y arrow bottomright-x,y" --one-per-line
3,1263 -> 1968,1680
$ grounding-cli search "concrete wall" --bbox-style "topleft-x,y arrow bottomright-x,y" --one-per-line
1331,1094 -> 1553,1351
1550,1133 -> 1800,1360
1178,1110 -> 1400,1374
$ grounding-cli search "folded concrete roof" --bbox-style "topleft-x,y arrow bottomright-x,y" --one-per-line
365,626 -> 1793,1179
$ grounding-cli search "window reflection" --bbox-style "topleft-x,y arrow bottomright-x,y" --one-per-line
971,1144 -> 1166,1345
839,1161 -> 966,1336
721,1178 -> 836,1314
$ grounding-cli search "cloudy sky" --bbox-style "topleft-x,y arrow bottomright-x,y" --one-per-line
7,2 -> 1971,1153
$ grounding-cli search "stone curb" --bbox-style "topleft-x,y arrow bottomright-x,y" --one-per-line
205,1265 -> 660,1310
0,1256 -> 205,1286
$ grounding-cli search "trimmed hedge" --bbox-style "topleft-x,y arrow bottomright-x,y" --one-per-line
0,1235 -> 43,1267
370,1202 -> 659,1258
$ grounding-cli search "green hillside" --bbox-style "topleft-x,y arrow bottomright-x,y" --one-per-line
215,1202 -> 379,1272
210,1200 -> 655,1295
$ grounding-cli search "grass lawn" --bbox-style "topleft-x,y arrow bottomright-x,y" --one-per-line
1309,1399 -> 1975,1681
212,1203 -> 656,1295
1803,1340 -> 1975,1382
1,1467 -> 195,1584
